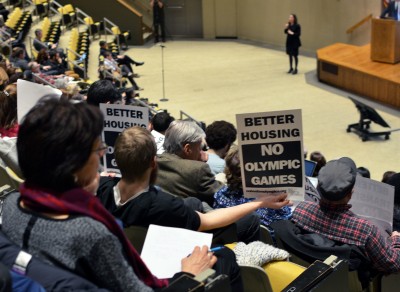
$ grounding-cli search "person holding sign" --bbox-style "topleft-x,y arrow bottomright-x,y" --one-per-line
1,98 -> 218,291
284,14 -> 301,75
214,145 -> 292,230
292,158 -> 400,275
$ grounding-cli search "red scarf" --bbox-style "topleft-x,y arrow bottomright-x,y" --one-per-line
19,183 -> 168,289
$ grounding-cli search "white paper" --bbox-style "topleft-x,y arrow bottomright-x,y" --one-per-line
141,225 -> 213,279
17,79 -> 62,123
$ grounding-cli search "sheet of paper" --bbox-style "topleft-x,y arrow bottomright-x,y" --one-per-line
17,79 -> 62,123
141,224 -> 213,279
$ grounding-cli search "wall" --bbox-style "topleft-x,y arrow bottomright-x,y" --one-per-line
203,0 -> 381,53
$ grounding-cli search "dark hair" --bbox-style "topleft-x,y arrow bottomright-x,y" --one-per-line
310,151 -> 326,177
103,51 -> 111,58
205,121 -> 237,151
11,47 -> 24,59
291,14 -> 298,24
115,127 -> 156,183
357,167 -> 370,179
17,97 -> 104,192
36,49 -> 49,65
151,112 -> 174,133
34,29 -> 42,37
99,40 -> 106,47
0,84 -> 17,129
224,145 -> 242,192
87,79 -> 121,106
382,171 -> 396,183
48,49 -> 57,59
387,173 -> 400,205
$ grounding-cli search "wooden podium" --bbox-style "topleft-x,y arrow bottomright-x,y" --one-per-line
371,19 -> 400,63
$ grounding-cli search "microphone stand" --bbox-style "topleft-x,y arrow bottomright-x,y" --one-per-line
159,44 -> 168,102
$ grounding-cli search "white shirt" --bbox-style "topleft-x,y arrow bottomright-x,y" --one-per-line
113,183 -> 149,207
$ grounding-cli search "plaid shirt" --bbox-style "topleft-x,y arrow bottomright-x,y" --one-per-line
293,201 -> 400,273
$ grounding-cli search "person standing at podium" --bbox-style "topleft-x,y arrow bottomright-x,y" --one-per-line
381,0 -> 400,20
284,14 -> 301,75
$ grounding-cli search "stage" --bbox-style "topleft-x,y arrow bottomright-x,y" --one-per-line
317,43 -> 400,109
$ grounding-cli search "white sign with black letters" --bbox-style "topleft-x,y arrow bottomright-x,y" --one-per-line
100,104 -> 149,173
236,109 -> 304,199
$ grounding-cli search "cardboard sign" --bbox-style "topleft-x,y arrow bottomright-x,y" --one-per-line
236,109 -> 304,198
351,176 -> 395,235
17,79 -> 62,122
100,103 -> 149,173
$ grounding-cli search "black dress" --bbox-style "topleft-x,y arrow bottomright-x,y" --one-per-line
285,23 -> 302,56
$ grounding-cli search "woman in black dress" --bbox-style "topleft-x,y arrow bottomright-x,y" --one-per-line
284,14 -> 301,75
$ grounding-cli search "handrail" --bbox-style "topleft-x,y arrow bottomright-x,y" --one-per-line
75,8 -> 90,34
135,98 -> 159,115
32,72 -> 56,87
103,17 -> 121,48
346,14 -> 373,34
179,110 -> 206,130
66,47 -> 87,80
131,0 -> 151,14
116,0 -> 143,17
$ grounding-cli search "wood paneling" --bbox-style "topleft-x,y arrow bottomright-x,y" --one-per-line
317,43 -> 400,109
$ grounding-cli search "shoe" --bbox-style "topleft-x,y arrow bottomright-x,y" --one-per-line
135,62 -> 144,66
133,73 -> 140,78
292,69 -> 298,75
136,87 -> 144,91
287,68 -> 293,74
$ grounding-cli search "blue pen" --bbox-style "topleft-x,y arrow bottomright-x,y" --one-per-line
187,246 -> 225,257
209,246 -> 225,253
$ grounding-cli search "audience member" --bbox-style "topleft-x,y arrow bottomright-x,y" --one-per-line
387,173 -> 400,231
99,40 -> 143,73
10,47 -> 29,72
382,171 -> 396,184
86,79 -> 122,106
0,84 -> 18,138
33,29 -> 57,52
292,158 -> 400,275
357,166 -> 371,178
309,151 -> 326,177
2,97 -> 217,291
205,120 -> 237,175
148,111 -> 174,154
103,51 -> 141,90
156,120 -> 223,205
214,145 -> 292,230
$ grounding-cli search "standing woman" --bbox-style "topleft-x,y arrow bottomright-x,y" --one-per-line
284,14 -> 301,75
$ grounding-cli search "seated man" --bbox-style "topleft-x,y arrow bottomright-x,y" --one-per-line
205,120 -> 237,175
103,51 -> 141,90
33,29 -> 57,52
156,120 -> 221,206
292,157 -> 400,274
148,111 -> 175,154
99,40 -> 143,73
96,127 -> 291,244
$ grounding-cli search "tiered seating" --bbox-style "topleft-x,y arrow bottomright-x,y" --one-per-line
67,28 -> 89,79
41,17 -> 61,45
84,16 -> 102,40
34,0 -> 50,18
57,4 -> 75,28
111,25 -> 130,50
4,7 -> 32,40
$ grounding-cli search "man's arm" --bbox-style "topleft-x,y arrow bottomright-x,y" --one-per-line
365,226 -> 400,273
197,193 -> 290,231
195,163 -> 223,205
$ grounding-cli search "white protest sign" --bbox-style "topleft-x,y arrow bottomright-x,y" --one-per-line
99,103 -> 149,173
351,176 -> 394,236
236,109 -> 304,199
17,79 -> 62,122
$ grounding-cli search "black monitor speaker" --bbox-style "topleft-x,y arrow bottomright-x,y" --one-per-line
347,97 -> 391,141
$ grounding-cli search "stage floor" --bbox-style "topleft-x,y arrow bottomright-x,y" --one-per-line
317,43 -> 400,109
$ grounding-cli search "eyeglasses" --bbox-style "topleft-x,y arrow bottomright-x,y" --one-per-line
93,141 -> 108,157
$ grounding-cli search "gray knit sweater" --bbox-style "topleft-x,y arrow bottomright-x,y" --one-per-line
2,193 -> 153,292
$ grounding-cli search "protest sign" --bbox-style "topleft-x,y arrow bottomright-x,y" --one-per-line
351,176 -> 395,236
236,109 -> 304,198
100,104 -> 149,173
17,79 -> 62,122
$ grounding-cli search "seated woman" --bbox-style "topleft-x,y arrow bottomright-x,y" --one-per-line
214,145 -> 292,231
1,97 -> 216,291
0,84 -> 18,138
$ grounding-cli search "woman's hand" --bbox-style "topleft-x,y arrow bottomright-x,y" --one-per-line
288,29 -> 294,35
181,246 -> 217,276
255,193 -> 292,209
